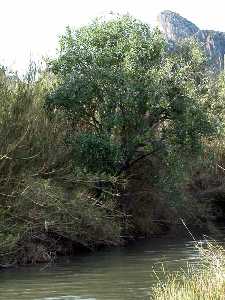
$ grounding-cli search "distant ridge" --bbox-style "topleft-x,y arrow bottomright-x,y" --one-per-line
158,10 -> 225,70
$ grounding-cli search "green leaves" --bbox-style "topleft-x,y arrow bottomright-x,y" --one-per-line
47,15 -> 219,176
71,133 -> 123,174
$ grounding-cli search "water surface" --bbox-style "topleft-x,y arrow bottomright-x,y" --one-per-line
0,238 -> 202,300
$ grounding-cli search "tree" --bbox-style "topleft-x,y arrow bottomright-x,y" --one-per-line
47,15 -> 218,176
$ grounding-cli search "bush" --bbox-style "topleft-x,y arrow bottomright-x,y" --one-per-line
0,179 -> 121,264
0,65 -> 122,265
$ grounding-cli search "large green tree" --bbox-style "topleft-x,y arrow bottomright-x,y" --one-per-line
47,15 -> 217,176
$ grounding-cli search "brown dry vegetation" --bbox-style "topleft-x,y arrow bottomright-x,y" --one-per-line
0,67 -> 122,265
151,242 -> 225,300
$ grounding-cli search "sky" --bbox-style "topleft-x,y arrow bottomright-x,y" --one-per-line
1,0 -> 225,72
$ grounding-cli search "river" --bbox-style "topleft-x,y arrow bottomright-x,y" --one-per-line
0,237 -> 205,300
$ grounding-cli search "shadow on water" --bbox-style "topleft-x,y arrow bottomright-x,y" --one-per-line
0,236 -> 219,300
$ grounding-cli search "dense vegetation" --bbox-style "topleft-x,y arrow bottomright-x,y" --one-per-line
1,15 -> 225,266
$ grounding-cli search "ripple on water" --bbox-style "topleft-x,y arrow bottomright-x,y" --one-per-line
0,238 -> 210,300
35,297 -> 96,300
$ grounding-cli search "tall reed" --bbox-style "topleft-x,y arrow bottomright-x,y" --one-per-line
151,241 -> 225,300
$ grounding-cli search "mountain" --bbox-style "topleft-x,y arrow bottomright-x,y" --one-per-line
157,10 -> 225,70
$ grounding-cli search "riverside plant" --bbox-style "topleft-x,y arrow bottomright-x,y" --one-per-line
151,241 -> 225,300
0,65 -> 122,265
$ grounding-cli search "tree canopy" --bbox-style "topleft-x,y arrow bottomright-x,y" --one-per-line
47,15 -> 218,175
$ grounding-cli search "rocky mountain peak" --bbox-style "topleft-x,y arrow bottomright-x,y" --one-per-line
158,10 -> 199,42
157,10 -> 225,70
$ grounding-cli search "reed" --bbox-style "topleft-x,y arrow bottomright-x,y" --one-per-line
151,241 -> 225,300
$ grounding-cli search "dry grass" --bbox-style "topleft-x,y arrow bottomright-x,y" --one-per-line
151,241 -> 225,300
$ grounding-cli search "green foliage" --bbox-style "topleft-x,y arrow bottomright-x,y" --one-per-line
71,132 -> 123,174
47,16 -> 218,177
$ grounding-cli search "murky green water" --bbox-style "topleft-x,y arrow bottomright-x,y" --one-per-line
0,238 -> 202,300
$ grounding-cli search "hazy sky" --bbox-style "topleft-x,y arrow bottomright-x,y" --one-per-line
1,0 -> 225,72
